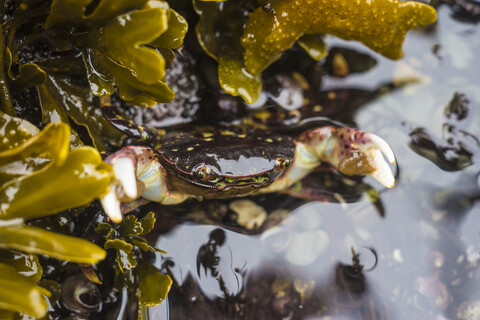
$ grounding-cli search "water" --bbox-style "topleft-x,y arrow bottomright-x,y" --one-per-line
150,6 -> 480,319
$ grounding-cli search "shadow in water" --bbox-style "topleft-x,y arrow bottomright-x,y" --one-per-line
162,228 -> 387,320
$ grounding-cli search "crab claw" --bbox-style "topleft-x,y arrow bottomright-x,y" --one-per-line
100,190 -> 122,223
99,146 -> 189,222
294,126 -> 396,189
334,129 -> 396,188
355,146 -> 396,188
363,134 -> 396,188
112,157 -> 137,199
100,148 -> 141,222
369,134 -> 396,165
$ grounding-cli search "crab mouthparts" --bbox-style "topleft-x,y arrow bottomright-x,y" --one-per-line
190,172 -> 273,190
219,174 -> 271,189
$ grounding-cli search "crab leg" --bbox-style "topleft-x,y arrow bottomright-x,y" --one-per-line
100,146 -> 193,222
262,126 -> 396,193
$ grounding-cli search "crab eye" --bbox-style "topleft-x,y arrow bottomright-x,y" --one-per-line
196,171 -> 205,179
194,166 -> 212,181
275,158 -> 290,169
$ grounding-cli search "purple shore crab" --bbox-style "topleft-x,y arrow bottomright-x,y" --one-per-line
99,104 -> 396,222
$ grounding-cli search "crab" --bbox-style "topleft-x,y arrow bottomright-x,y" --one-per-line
99,104 -> 396,222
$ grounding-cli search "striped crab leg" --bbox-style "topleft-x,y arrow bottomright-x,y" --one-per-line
263,126 -> 396,193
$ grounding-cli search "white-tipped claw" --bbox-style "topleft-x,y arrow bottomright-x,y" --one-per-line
369,134 -> 396,164
113,157 -> 137,199
370,150 -> 396,188
100,190 -> 123,223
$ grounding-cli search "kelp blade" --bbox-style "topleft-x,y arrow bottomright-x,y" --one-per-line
242,0 -> 437,74
0,262 -> 50,318
0,225 -> 106,264
0,146 -> 112,220
137,262 -> 172,307
0,122 -> 70,183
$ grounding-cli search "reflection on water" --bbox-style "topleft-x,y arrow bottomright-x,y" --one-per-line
150,5 -> 480,320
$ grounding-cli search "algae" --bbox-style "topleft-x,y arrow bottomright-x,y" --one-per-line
242,0 -> 437,75
197,0 -> 436,103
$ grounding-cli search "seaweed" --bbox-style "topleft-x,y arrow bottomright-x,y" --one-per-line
96,212 -> 166,272
96,212 -> 172,314
0,121 -> 112,219
0,261 -> 50,318
194,0 -> 262,103
45,0 -> 188,107
196,0 -> 436,103
0,0 -> 188,316
0,120 -> 109,318
194,0 -> 328,103
242,0 -> 437,75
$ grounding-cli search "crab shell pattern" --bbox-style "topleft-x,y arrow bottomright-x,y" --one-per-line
100,124 -> 395,222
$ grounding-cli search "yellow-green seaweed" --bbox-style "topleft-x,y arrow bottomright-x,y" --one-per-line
0,111 -> 39,153
0,263 -> 50,318
193,0 -> 262,103
46,0 -> 187,107
0,225 -> 106,264
218,56 -> 262,104
242,0 -> 437,75
297,34 -> 328,61
45,0 -> 148,28
0,146 -> 112,220
96,213 -> 165,273
136,261 -> 172,307
0,251 -> 43,282
37,74 -> 125,151
81,6 -> 173,107
150,6 -> 188,50
0,122 -> 70,184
